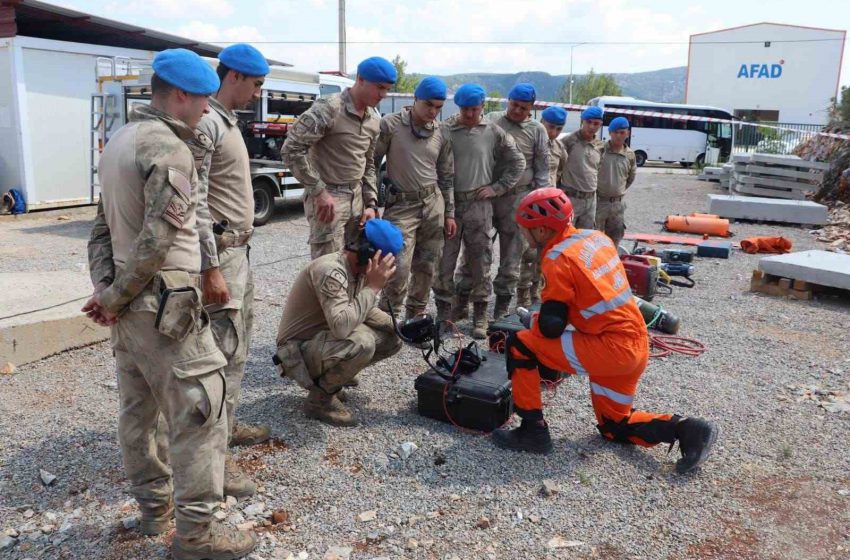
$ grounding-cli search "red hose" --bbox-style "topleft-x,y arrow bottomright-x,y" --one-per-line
649,334 -> 706,358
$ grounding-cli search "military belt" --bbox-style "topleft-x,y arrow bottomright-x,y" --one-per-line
506,183 -> 533,196
599,195 -> 624,203
215,228 -> 254,250
454,190 -> 481,203
324,183 -> 358,193
392,184 -> 437,203
563,187 -> 596,200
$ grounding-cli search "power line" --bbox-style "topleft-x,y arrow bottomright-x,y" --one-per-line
205,38 -> 846,46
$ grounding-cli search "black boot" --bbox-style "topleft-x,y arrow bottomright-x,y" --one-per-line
674,417 -> 718,474
493,417 -> 553,454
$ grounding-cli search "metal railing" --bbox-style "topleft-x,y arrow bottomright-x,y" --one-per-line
732,122 -> 824,156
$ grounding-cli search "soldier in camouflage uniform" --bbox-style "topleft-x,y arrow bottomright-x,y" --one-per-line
479,84 -> 549,319
433,84 -> 524,339
561,106 -> 605,229
274,220 -> 403,426
595,117 -> 637,248
83,49 -> 255,560
375,76 -> 455,321
282,57 -> 397,259
187,44 -> 271,502
516,106 -> 568,308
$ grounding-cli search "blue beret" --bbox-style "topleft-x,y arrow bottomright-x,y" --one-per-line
541,106 -> 566,126
508,83 -> 536,102
365,219 -> 404,257
152,49 -> 220,95
454,84 -> 486,108
609,116 -> 630,132
414,76 -> 447,100
581,106 -> 603,121
218,43 -> 269,77
357,56 -> 397,84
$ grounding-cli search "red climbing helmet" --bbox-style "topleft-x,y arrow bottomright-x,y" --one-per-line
515,187 -> 573,232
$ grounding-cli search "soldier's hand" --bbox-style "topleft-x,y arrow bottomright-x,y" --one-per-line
81,293 -> 118,326
202,267 -> 231,305
475,185 -> 497,200
444,217 -> 458,239
315,190 -> 336,224
365,250 -> 397,291
359,206 -> 377,227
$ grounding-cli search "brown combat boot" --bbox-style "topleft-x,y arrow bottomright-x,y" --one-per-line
405,307 -> 426,321
138,500 -> 174,536
172,519 -> 257,560
472,301 -> 489,340
452,294 -> 469,322
223,455 -> 256,499
229,422 -> 270,447
515,287 -> 531,310
493,295 -> 511,320
436,300 -> 452,323
304,388 -> 358,427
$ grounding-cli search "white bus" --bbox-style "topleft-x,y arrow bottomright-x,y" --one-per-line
587,96 -> 734,167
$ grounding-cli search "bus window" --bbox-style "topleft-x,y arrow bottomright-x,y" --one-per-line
320,84 -> 342,97
719,123 -> 732,139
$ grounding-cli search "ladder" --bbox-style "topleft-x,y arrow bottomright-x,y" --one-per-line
89,92 -> 115,203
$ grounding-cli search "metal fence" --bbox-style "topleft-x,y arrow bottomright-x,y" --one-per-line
732,122 -> 824,156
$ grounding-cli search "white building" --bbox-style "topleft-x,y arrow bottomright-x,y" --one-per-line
686,22 -> 845,125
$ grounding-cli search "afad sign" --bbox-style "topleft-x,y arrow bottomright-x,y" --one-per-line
737,60 -> 784,79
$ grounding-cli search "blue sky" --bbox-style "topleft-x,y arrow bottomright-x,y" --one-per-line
57,0 -> 848,89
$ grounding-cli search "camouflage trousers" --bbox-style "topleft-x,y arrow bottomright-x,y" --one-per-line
434,198 -> 493,304
518,244 -> 542,294
276,319 -> 401,393
207,245 -> 254,442
114,299 -> 227,525
379,190 -> 445,316
304,186 -> 364,259
564,187 -> 597,230
595,197 -> 627,248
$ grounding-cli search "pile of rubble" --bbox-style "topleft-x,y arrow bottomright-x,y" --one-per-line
793,122 -> 850,205
813,202 -> 850,253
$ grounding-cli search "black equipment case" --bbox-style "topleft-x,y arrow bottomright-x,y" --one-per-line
414,350 -> 513,431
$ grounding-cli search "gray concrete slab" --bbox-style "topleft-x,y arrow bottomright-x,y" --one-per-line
736,174 -> 817,191
707,194 -> 828,225
0,272 -> 108,366
733,183 -> 807,200
749,153 -> 831,170
759,250 -> 850,290
743,164 -> 824,181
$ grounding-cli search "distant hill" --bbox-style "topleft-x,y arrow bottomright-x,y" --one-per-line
411,66 -> 687,103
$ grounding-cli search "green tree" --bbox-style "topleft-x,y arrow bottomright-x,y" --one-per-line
557,68 -> 622,105
391,55 -> 417,93
484,90 -> 503,113
829,85 -> 850,123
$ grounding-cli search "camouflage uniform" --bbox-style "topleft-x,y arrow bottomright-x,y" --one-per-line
88,105 -> 226,529
374,108 -> 454,318
192,96 -> 256,442
275,252 -> 401,393
434,114 -> 524,306
595,140 -> 637,247
518,136 -> 569,304
282,89 -> 379,259
476,111 -> 549,311
561,130 -> 604,229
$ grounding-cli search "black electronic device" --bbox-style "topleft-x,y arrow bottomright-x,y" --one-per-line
414,350 -> 513,431
486,304 -> 539,353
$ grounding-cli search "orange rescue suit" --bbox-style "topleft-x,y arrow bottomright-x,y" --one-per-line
510,226 -> 680,447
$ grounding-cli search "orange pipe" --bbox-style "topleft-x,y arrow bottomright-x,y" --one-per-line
689,213 -> 720,219
665,215 -> 730,237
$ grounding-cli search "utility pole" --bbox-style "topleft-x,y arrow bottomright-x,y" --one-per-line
338,0 -> 347,75
569,43 -> 586,105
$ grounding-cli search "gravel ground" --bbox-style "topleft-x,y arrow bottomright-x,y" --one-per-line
1,172 -> 849,560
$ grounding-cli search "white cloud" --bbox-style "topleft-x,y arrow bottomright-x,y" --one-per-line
106,0 -> 234,19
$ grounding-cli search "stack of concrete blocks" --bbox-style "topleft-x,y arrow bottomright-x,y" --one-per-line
697,164 -> 732,189
730,153 -> 828,200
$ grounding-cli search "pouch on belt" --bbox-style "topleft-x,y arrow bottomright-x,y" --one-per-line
154,270 -> 203,341
274,341 -> 316,390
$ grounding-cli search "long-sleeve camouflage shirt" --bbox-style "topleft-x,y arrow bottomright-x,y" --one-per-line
486,110 -> 550,189
281,88 -> 379,208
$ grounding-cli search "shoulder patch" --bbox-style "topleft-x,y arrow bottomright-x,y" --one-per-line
293,113 -> 319,136
163,195 -> 189,229
168,167 -> 192,200
319,267 -> 349,297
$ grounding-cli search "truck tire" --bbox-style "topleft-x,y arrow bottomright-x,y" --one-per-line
635,151 -> 647,167
253,179 -> 277,226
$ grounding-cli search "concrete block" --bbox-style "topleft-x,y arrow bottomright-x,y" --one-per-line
707,194 -> 828,225
0,272 -> 109,366
731,154 -> 752,163
736,174 -> 817,191
733,183 -> 806,200
748,153 -> 831,170
743,164 -> 823,181
759,250 -> 850,291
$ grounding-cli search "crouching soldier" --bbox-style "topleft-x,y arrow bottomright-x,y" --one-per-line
274,219 -> 404,426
